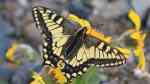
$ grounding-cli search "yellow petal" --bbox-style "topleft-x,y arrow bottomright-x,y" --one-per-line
134,48 -> 145,71
51,68 -> 67,84
30,72 -> 45,84
67,14 -> 80,23
6,42 -> 18,62
130,31 -> 140,40
128,9 -> 141,30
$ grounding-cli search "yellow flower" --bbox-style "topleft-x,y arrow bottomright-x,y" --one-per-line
128,9 -> 147,71
130,31 -> 141,40
30,72 -> 45,84
49,67 -> 67,84
67,14 -> 112,43
128,8 -> 146,70
6,42 -> 18,62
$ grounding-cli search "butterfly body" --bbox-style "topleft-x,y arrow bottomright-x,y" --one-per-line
32,6 -> 126,83
62,28 -> 86,60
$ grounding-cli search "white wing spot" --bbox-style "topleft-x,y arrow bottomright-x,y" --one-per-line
83,67 -> 87,72
33,10 -> 38,14
106,64 -> 110,66
47,10 -> 52,13
51,13 -> 57,20
33,7 -> 38,11
39,10 -> 44,13
113,49 -> 118,54
45,60 -> 51,64
36,21 -> 40,25
98,42 -> 105,49
44,42 -> 48,46
72,73 -> 77,77
66,73 -> 70,78
56,18 -> 63,24
78,71 -> 82,75
43,48 -> 47,53
44,54 -> 48,59
105,46 -> 111,52
34,15 -> 38,21
96,65 -> 100,67
101,64 -> 105,67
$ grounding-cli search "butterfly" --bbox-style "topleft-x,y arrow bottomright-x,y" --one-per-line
32,6 -> 126,83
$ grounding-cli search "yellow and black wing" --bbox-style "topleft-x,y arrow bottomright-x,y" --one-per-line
62,29 -> 126,79
67,39 -> 126,68
32,6 -> 71,65
32,6 -> 126,83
